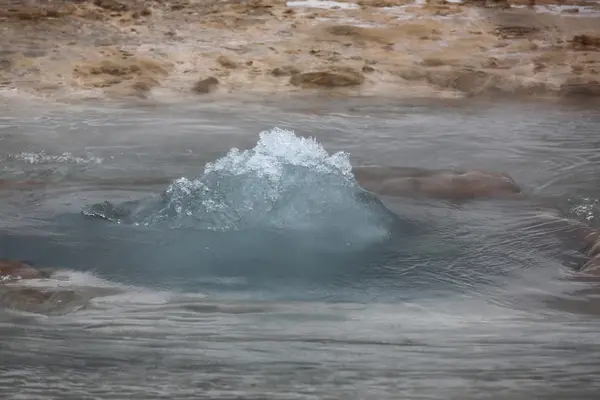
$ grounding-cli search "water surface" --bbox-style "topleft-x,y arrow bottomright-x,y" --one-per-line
1,96 -> 600,399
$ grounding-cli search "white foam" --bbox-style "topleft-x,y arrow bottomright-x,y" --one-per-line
286,0 -> 360,10
512,4 -> 600,15
19,270 -> 126,290
381,0 -> 481,21
311,16 -> 382,27
12,151 -> 103,165
16,270 -> 185,308
89,290 -> 178,306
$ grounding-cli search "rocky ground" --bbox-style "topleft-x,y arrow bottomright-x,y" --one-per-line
0,0 -> 599,102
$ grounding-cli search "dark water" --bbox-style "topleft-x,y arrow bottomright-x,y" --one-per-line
1,96 -> 600,399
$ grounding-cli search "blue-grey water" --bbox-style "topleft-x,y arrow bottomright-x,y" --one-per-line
1,95 -> 600,399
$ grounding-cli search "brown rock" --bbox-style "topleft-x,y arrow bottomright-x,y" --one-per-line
0,179 -> 45,192
494,26 -> 540,40
481,57 -> 514,70
290,69 -> 365,88
401,67 -> 500,95
448,69 -> 498,93
130,77 -> 159,97
419,57 -> 447,67
322,25 -> 395,45
583,254 -> 600,274
485,0 -> 510,8
352,166 -> 521,201
358,0 -> 412,6
271,66 -> 300,77
93,0 -> 129,12
171,3 -> 187,11
463,0 -> 509,7
362,65 -> 375,73
0,287 -> 85,315
560,78 -> 600,98
0,5 -> 73,21
0,58 -> 12,72
73,56 -> 169,90
571,35 -> 600,51
217,55 -> 238,69
0,260 -> 51,282
192,76 -> 219,94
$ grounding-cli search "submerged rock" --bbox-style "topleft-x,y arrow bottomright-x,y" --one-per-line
351,166 -> 600,275
352,166 -> 521,201
0,179 -> 44,191
0,287 -> 84,316
0,260 -> 114,315
0,259 -> 52,282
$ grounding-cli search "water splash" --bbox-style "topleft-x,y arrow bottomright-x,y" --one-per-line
12,151 -> 103,165
569,196 -> 600,226
83,128 -> 393,242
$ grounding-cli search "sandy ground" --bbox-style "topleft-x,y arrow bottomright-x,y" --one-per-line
0,0 -> 599,102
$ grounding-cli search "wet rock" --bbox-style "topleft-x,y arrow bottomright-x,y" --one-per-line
89,60 -> 139,76
445,69 -> 499,94
73,55 -> 169,91
321,25 -> 399,46
562,8 -> 580,14
352,166 -> 521,201
192,76 -> 219,94
419,57 -> 449,67
423,3 -> 466,15
0,179 -> 45,192
358,0 -> 413,6
93,0 -> 129,12
0,287 -> 84,315
528,212 -> 600,276
0,260 -> 51,282
270,66 -> 300,77
463,0 -> 510,7
290,69 -> 365,88
400,67 -> 500,95
0,5 -> 74,21
362,65 -> 375,73
494,26 -> 540,40
571,35 -> 600,51
481,57 -> 515,70
130,77 -> 159,97
583,255 -> 600,274
170,2 -> 187,11
486,0 -> 511,8
0,58 -> 13,72
560,78 -> 600,98
217,55 -> 238,69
